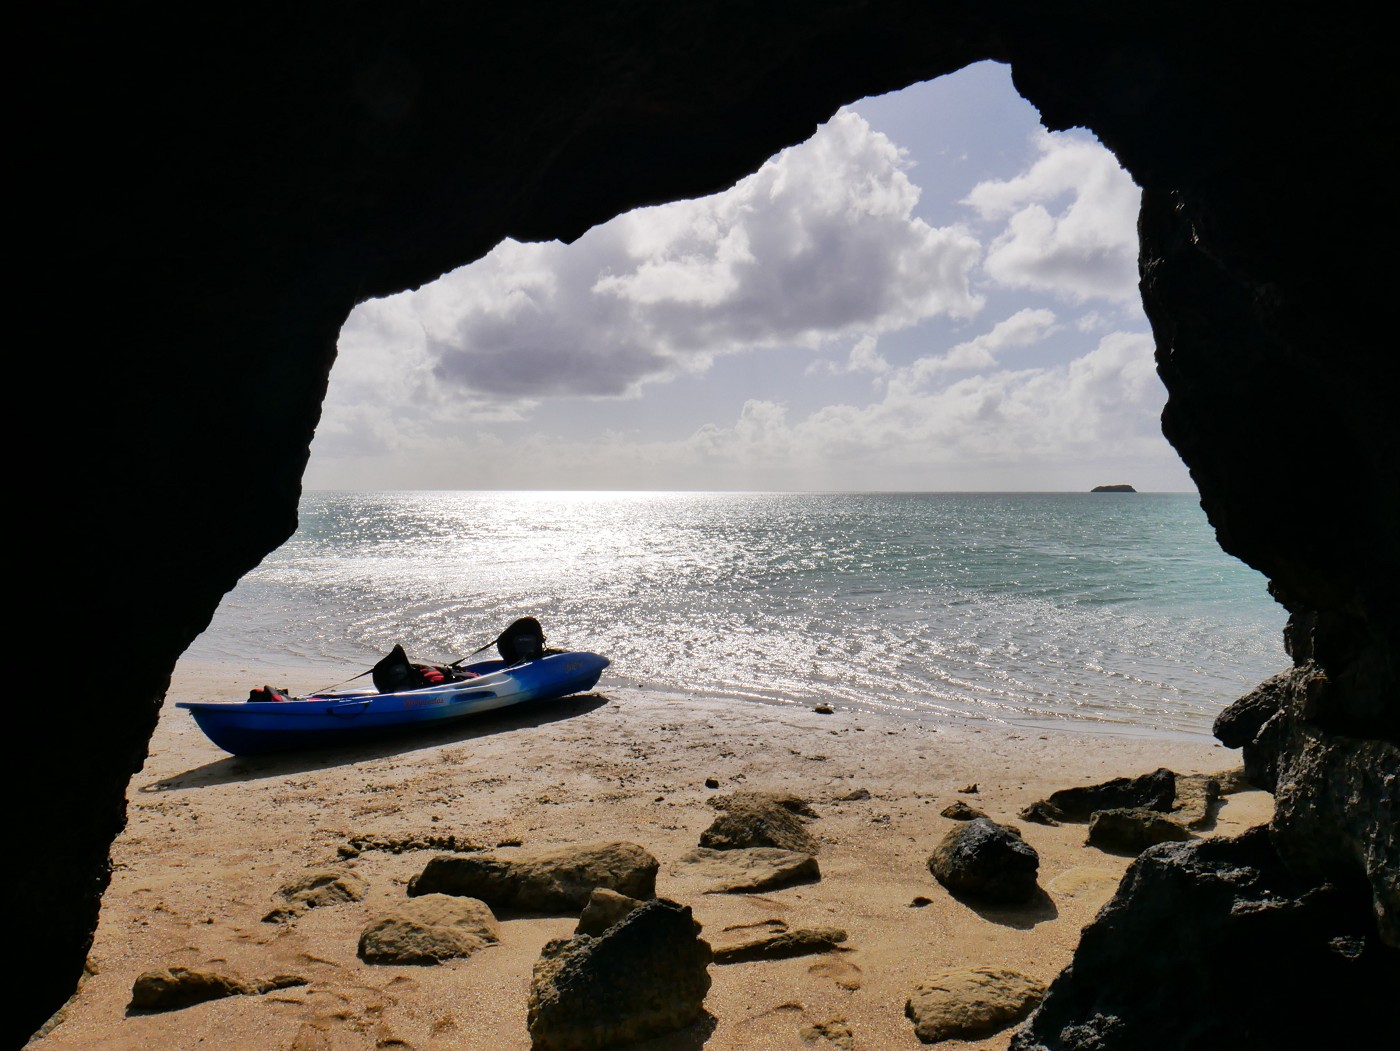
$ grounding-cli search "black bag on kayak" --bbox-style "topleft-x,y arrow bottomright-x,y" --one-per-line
497,617 -> 545,665
371,644 -> 463,693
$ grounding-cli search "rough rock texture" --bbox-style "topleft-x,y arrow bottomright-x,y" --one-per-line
942,800 -> 988,821
699,793 -> 820,854
574,887 -> 644,937
800,1018 -> 856,1049
712,926 -> 848,963
264,866 -> 369,921
407,841 -> 658,912
675,847 -> 821,893
906,967 -> 1046,1043
1168,774 -> 1222,830
19,6 -> 1396,1044
1216,665 -> 1399,946
527,899 -> 712,1051
928,818 -> 1041,904
1010,829 -> 1397,1050
357,893 -> 499,964
129,968 -> 307,1012
1086,808 -> 1194,854
1041,769 -> 1177,821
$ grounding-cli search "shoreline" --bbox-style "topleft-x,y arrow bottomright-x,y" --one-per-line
32,660 -> 1271,1050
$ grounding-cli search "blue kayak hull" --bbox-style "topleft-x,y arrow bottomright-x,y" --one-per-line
177,652 -> 608,756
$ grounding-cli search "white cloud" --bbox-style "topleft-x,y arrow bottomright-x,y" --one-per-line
900,307 -> 1059,385
334,111 -> 984,412
966,131 -> 1141,304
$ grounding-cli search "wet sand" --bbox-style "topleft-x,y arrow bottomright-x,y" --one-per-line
31,661 -> 1270,1050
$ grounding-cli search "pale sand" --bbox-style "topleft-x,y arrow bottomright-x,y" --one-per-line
32,661 -> 1271,1051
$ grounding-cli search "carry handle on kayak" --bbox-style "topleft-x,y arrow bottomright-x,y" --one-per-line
325,700 -> 372,719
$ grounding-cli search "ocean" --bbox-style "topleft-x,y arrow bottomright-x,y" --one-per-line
185,491 -> 1287,737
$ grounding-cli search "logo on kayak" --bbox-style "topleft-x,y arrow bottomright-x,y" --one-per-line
404,694 -> 447,708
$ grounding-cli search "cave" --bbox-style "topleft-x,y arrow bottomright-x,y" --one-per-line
21,5 -> 1395,1048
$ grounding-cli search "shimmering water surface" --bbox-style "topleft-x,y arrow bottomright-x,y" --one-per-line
186,491 -> 1287,736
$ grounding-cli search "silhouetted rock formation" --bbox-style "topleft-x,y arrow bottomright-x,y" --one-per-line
1089,484 -> 1136,493
18,5 -> 1395,1045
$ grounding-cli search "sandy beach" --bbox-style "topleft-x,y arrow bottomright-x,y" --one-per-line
32,662 -> 1271,1051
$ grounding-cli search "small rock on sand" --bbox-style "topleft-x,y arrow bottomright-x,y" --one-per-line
800,1018 -> 856,1049
358,893 -> 500,964
905,967 -> 1046,1043
927,818 -> 1040,904
129,968 -> 307,1012
712,926 -> 847,963
408,841 -> 658,912
675,847 -> 820,893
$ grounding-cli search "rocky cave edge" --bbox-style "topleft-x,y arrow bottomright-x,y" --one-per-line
22,4 -> 1396,1047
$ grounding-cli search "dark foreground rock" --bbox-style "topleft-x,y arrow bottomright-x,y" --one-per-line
928,819 -> 1040,904
408,841 -> 657,912
129,968 -> 307,1012
907,967 -> 1045,1043
1086,808 -> 1193,854
675,847 -> 820,893
700,791 -> 820,854
358,893 -> 499,964
712,925 -> 847,963
1010,828 -> 1397,1049
527,898 -> 711,1051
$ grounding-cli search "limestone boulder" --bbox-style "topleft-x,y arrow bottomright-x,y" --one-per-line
675,847 -> 820,893
712,925 -> 847,963
129,968 -> 306,1012
906,967 -> 1045,1043
358,893 -> 499,964
699,791 -> 819,854
408,841 -> 657,912
574,887 -> 644,937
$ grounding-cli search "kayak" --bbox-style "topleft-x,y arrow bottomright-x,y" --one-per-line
177,651 -> 609,756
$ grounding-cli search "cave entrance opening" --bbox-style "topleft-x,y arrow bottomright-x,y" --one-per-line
308,60 -> 1189,494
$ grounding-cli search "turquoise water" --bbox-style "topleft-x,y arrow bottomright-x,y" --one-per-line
186,491 -> 1287,736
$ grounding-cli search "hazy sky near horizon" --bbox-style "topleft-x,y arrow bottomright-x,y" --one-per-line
306,62 -> 1195,493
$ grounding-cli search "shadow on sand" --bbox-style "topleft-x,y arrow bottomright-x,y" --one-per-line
948,885 -> 1059,930
141,692 -> 611,792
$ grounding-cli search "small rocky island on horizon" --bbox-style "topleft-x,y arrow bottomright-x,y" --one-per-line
1090,484 -> 1137,493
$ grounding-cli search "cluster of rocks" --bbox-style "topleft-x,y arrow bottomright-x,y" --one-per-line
1015,766 -> 1239,854
674,790 -> 824,893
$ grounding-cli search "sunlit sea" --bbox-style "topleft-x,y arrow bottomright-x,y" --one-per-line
185,491 -> 1288,737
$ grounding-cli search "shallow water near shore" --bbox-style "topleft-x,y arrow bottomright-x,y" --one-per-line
186,490 -> 1286,736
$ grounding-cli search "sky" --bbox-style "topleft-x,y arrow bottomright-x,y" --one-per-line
306,61 -> 1195,493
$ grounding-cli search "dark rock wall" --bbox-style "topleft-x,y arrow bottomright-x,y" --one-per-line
19,3 -> 1395,1044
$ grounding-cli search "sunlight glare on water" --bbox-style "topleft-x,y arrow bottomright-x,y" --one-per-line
188,491 -> 1287,736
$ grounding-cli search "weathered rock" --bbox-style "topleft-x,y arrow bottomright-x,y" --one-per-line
906,967 -> 1045,1043
834,788 -> 871,802
712,926 -> 847,963
408,841 -> 657,912
1087,808 -> 1194,853
1169,774 -> 1222,829
341,832 -> 484,856
799,1018 -> 855,1049
1041,769 -> 1176,821
1213,672 -> 1290,749
574,887 -> 644,937
129,968 -> 307,1012
675,847 -> 820,893
263,866 -> 368,921
1018,801 -> 1063,826
527,898 -> 711,1051
941,800 -> 987,821
1011,828 -> 1396,1050
358,893 -> 499,964
700,791 -> 819,854
928,818 -> 1040,904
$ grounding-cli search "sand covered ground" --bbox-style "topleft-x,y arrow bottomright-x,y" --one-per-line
31,662 -> 1271,1051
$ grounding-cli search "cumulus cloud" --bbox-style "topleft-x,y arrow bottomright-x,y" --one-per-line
966,131 -> 1142,303
335,111 -> 984,407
